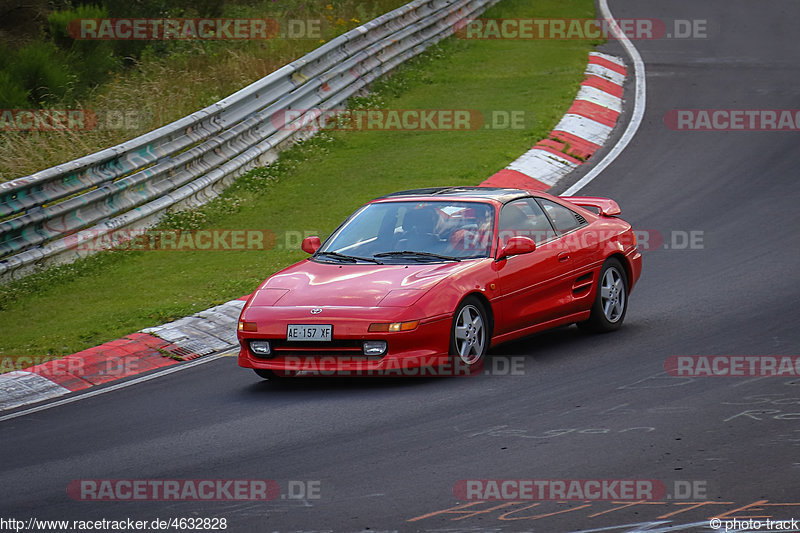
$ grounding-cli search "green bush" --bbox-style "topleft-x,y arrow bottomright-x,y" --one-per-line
0,43 -> 30,108
5,41 -> 74,106
98,0 -> 223,61
0,71 -> 31,108
48,4 -> 119,93
100,0 -> 223,18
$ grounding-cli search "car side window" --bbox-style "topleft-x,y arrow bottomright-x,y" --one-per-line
498,198 -> 556,245
537,199 -> 588,234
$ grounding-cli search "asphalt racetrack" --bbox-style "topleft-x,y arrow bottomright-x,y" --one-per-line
2,1 -> 800,532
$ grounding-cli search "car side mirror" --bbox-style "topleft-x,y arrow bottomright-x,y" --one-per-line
497,236 -> 536,260
301,236 -> 321,254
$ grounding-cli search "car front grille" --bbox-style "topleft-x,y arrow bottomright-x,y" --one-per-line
269,339 -> 383,359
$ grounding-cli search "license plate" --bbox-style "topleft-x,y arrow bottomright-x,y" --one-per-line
287,324 -> 332,341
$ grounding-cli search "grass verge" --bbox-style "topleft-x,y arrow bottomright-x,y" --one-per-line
0,0 -> 598,358
0,0 -> 407,181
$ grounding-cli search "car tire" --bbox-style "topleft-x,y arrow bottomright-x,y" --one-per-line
578,257 -> 628,333
449,296 -> 489,375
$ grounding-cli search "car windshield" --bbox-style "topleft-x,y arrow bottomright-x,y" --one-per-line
315,200 -> 495,263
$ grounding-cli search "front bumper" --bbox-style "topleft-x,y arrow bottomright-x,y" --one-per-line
237,311 -> 463,376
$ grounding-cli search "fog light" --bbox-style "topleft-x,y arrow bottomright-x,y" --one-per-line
250,340 -> 272,356
363,341 -> 387,356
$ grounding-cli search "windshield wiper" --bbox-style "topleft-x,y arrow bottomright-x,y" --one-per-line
314,251 -> 382,264
373,251 -> 461,262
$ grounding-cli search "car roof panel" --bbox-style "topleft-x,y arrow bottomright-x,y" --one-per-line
375,186 -> 532,204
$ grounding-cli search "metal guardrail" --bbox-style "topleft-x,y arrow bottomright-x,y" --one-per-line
0,0 -> 498,282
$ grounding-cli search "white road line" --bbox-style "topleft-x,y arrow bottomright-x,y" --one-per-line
562,0 -> 647,195
0,352 -> 232,423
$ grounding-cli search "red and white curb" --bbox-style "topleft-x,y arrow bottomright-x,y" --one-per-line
1,51 -> 630,413
140,299 -> 245,359
0,301 -> 245,412
0,372 -> 73,411
481,51 -> 626,192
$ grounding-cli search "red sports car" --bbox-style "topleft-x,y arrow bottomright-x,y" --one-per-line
237,187 -> 642,379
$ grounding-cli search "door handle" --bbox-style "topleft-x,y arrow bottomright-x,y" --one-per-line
558,252 -> 570,262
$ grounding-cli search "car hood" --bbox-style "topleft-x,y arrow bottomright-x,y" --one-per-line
250,260 -> 472,308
